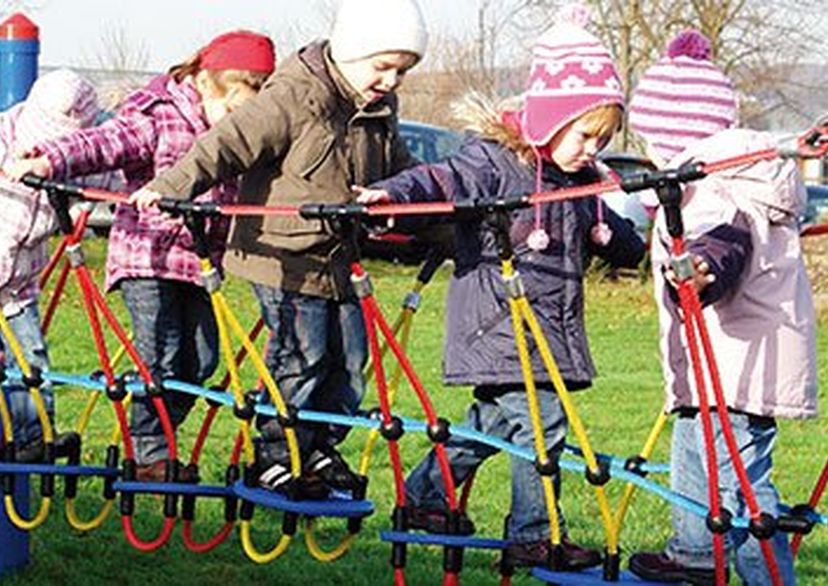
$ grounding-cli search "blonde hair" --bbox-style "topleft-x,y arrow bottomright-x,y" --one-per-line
168,54 -> 269,93
453,93 -> 622,164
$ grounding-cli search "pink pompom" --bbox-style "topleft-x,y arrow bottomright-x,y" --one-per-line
558,3 -> 591,29
667,29 -> 712,60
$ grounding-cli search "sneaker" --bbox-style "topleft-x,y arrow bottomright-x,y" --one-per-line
628,552 -> 722,585
407,505 -> 476,535
506,537 -> 602,571
304,448 -> 367,494
135,460 -> 199,484
257,459 -> 329,500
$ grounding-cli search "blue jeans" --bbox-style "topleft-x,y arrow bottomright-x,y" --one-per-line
666,412 -> 797,585
0,302 -> 53,446
252,284 -> 367,464
120,278 -> 218,465
405,385 -> 568,542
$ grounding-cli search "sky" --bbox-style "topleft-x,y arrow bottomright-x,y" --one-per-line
19,0 -> 476,72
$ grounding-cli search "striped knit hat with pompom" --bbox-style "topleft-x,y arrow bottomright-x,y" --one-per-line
628,29 -> 738,162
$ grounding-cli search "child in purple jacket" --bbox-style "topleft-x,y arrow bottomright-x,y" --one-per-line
357,10 -> 645,570
6,31 -> 276,482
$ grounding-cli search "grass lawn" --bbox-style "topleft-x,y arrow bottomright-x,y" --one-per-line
2,238 -> 826,585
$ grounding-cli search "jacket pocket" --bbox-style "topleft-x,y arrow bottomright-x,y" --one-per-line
262,214 -> 326,238
298,135 -> 336,181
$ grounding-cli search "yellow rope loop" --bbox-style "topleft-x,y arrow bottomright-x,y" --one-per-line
304,518 -> 356,562
0,313 -> 53,444
3,494 -> 51,530
65,497 -> 113,532
239,519 -> 293,563
215,293 -> 301,478
0,388 -> 14,444
611,411 -> 669,540
515,296 -> 619,553
506,295 -> 563,544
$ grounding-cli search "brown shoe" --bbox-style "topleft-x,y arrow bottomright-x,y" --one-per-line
406,506 -> 476,535
135,460 -> 199,483
506,537 -> 602,571
629,552 -> 722,585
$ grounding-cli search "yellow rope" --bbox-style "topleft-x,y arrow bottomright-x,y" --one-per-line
501,260 -> 562,544
214,292 -> 301,478
65,498 -> 113,532
516,294 -> 619,553
611,411 -> 669,539
239,520 -> 293,563
3,494 -> 51,530
304,518 -> 356,562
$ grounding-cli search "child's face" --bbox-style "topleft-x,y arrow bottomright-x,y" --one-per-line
545,117 -> 612,173
199,77 -> 258,126
337,51 -> 419,104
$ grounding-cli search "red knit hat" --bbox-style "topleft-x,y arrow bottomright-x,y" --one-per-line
199,31 -> 276,74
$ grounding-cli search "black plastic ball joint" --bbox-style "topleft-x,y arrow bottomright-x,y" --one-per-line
426,418 -> 451,443
380,416 -> 404,441
585,460 -> 611,486
749,512 -> 777,540
706,508 -> 733,534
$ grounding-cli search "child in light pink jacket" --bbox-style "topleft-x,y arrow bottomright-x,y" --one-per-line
627,30 -> 817,585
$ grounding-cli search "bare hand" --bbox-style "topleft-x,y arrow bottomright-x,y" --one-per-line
665,254 -> 716,293
590,222 -> 613,246
128,188 -> 163,212
4,156 -> 52,182
353,185 -> 392,205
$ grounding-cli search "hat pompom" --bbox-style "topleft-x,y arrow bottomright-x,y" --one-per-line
558,2 -> 592,28
666,29 -> 711,60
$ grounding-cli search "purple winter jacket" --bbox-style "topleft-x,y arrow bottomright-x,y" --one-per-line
372,138 -> 645,388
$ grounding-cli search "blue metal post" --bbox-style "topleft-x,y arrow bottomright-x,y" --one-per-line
0,12 -> 39,111
0,474 -> 30,575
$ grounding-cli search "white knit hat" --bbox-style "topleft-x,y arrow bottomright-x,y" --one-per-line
330,0 -> 428,63
14,68 -> 100,154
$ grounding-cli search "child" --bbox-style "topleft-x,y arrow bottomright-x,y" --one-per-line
125,0 -> 427,495
0,69 -> 109,462
356,10 -> 645,569
6,31 -> 276,481
627,30 -> 816,585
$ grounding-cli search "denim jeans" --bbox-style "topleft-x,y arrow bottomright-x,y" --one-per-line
252,283 -> 367,464
666,412 -> 797,585
405,385 -> 568,542
120,278 -> 218,465
0,302 -> 53,446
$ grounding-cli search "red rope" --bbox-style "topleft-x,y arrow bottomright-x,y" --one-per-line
687,289 -> 783,584
121,515 -> 177,552
791,457 -> 828,556
182,520 -> 234,553
40,260 -> 70,334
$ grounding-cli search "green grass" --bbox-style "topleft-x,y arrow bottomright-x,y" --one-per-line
2,238 -> 826,585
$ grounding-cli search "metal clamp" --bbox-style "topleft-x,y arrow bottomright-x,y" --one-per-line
200,267 -> 222,294
402,291 -> 421,311
669,253 -> 696,283
351,273 -> 373,299
66,243 -> 86,268
503,272 -> 526,299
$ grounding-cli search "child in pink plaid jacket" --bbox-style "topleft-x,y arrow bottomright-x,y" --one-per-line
6,32 -> 276,481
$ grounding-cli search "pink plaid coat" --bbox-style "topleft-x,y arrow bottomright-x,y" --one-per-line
36,75 -> 236,291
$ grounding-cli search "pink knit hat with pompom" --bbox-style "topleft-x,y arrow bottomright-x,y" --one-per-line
629,29 -> 738,162
521,3 -> 624,146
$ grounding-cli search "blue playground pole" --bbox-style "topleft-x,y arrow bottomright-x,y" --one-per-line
0,12 -> 39,111
0,473 -> 30,575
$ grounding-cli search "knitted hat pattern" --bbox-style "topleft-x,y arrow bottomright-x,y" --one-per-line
521,3 -> 624,146
629,29 -> 738,162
